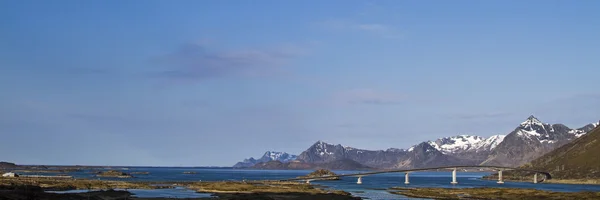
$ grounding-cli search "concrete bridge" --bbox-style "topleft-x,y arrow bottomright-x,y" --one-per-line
281,165 -> 551,185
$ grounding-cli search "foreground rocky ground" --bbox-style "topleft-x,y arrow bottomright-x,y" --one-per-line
0,177 -> 360,200
482,171 -> 600,185
388,187 -> 600,200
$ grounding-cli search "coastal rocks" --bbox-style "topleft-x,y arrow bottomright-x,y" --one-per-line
298,169 -> 341,180
95,170 -> 133,178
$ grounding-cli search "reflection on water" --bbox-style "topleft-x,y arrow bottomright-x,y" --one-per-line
32,168 -> 600,200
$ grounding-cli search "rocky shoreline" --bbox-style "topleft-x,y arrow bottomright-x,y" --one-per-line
297,169 -> 341,180
482,171 -> 600,185
388,187 -> 600,200
0,177 -> 360,200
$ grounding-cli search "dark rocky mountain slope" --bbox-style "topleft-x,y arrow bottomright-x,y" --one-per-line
251,159 -> 372,170
527,124 -> 600,179
481,116 -> 596,167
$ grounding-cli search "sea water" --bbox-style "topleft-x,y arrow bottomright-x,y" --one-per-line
28,167 -> 600,199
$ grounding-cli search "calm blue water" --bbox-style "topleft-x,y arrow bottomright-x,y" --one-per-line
25,167 -> 600,199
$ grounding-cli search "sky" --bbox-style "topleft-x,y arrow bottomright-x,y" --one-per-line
1,0 -> 599,167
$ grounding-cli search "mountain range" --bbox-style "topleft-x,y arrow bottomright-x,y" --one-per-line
233,116 -> 599,170
233,151 -> 298,168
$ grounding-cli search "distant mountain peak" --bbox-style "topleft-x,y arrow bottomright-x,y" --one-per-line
233,151 -> 298,168
314,140 -> 333,146
261,151 -> 296,162
520,115 -> 545,127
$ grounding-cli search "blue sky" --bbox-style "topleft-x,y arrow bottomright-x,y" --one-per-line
1,0 -> 599,166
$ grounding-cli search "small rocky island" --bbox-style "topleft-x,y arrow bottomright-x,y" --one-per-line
95,170 -> 133,178
298,169 -> 341,180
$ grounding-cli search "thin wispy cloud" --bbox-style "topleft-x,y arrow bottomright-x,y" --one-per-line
318,19 -> 403,39
152,42 -> 309,82
333,88 -> 406,105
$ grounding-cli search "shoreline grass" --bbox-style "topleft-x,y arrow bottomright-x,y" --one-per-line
389,187 -> 600,200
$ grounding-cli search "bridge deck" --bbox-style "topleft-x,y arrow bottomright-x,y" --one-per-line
280,165 -> 551,182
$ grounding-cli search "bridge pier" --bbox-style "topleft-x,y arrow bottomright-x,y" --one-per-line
451,168 -> 458,184
497,170 -> 504,184
357,176 -> 363,184
534,173 -> 538,184
404,173 -> 410,184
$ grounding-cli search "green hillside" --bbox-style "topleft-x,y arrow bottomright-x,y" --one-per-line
527,125 -> 600,179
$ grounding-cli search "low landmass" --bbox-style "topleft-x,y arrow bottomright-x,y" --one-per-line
188,181 -> 359,199
297,169 -> 341,180
0,177 -> 360,199
0,161 -> 18,169
0,177 -> 160,191
15,169 -> 83,173
0,185 -> 136,200
389,187 -> 600,200
95,170 -> 134,178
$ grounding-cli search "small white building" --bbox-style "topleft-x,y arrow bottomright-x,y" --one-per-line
2,172 -> 18,177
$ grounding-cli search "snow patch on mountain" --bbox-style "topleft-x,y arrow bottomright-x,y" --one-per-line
263,151 -> 297,162
480,135 -> 505,150
314,141 -> 335,156
568,129 -> 586,138
520,115 -> 546,127
429,135 -> 503,154
517,129 -> 542,137
233,150 -> 299,167
427,141 -> 440,150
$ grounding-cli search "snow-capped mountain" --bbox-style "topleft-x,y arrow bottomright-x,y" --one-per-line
262,151 -> 297,162
513,115 -> 573,143
424,134 -> 505,165
233,151 -> 298,168
429,135 -> 487,154
482,116 -> 596,167
295,116 -> 599,169
235,116 -> 599,169
480,135 -> 506,150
